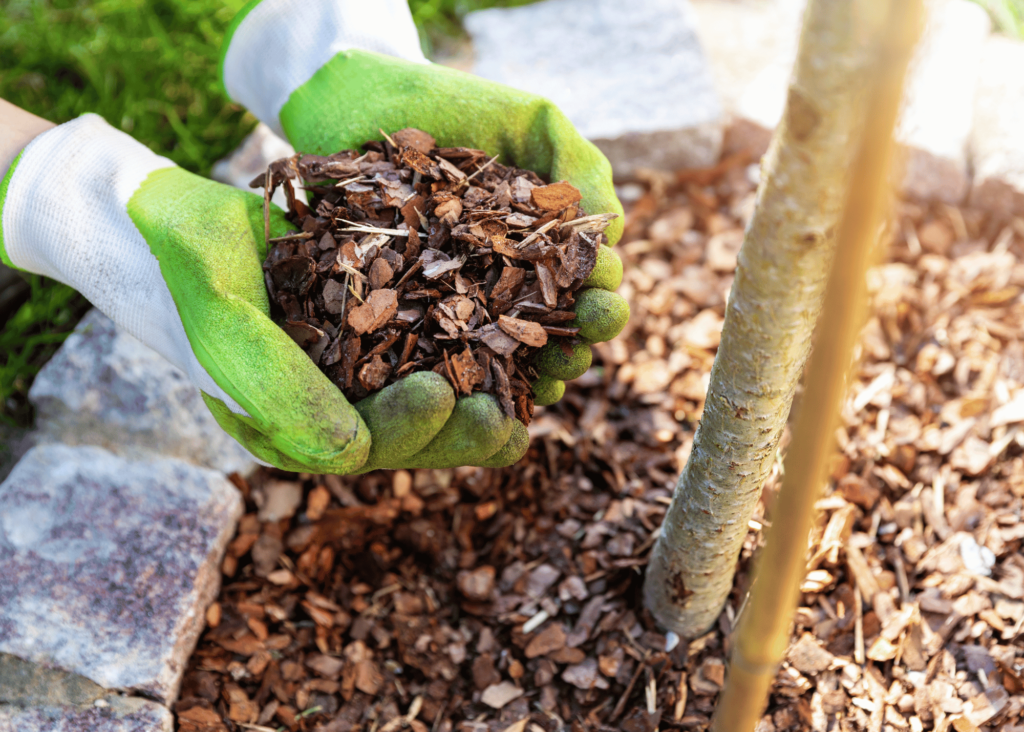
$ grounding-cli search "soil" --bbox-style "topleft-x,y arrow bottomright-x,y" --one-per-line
175,150 -> 1024,732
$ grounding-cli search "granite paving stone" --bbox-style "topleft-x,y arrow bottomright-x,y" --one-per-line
29,308 -> 256,476
0,653 -> 173,732
969,35 -> 1024,218
465,0 -> 724,177
897,0 -> 990,202
0,444 -> 242,704
0,699 -> 173,732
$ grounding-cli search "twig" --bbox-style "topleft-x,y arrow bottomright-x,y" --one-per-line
333,175 -> 367,188
559,212 -> 619,232
460,154 -> 500,187
379,128 -> 398,148
431,698 -> 447,732
262,163 -> 272,255
337,261 -> 368,282
516,218 -> 560,249
268,231 -> 313,243
854,586 -> 865,664
414,206 -> 429,231
378,696 -> 423,732
338,271 -> 351,328
609,651 -> 649,722
347,278 -> 364,304
337,219 -> 411,237
393,258 -> 423,291
295,706 -> 322,720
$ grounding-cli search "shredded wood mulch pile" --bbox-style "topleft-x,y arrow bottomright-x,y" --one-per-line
256,128 -> 615,421
178,153 -> 1024,732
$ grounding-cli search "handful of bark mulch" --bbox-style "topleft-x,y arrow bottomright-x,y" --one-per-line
253,128 -> 617,425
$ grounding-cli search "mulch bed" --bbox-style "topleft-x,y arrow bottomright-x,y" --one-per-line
175,151 -> 1024,732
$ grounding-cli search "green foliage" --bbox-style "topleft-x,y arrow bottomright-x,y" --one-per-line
0,0 -> 256,175
0,276 -> 90,425
970,0 -> 1024,37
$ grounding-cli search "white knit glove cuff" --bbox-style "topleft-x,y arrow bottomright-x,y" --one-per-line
2,114 -> 244,414
222,0 -> 428,139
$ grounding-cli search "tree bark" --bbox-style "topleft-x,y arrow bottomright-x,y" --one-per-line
644,0 -> 878,636
712,1 -> 922,727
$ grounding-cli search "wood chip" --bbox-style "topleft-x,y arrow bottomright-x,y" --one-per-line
498,315 -> 548,347
531,180 -> 582,211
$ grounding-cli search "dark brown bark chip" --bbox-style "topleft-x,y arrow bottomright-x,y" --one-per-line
269,255 -> 316,296
490,267 -> 526,301
450,348 -> 485,396
498,315 -> 548,348
400,196 -> 426,232
282,320 -> 324,349
479,324 -> 520,356
391,128 -> 435,154
358,355 -> 392,392
367,258 -> 394,290
322,279 -> 348,315
347,290 -> 398,335
257,129 -> 616,427
491,360 -> 515,419
399,147 -> 441,179
338,335 -> 361,389
530,180 -> 583,211
536,262 -> 559,308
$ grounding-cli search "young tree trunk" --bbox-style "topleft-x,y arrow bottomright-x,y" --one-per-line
713,2 -> 922,727
644,0 -> 879,637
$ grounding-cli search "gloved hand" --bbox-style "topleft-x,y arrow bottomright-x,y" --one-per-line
0,113 -> 466,473
221,0 -> 630,471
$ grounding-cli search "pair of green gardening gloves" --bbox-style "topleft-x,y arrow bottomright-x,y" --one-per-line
0,0 -> 628,474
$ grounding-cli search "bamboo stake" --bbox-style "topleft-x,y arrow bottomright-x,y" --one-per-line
711,2 -> 923,729
644,0 -> 882,637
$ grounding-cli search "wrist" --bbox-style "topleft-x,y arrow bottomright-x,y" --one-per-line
0,99 -> 54,184
221,0 -> 426,139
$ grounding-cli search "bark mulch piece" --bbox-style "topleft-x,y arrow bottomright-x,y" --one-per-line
177,160 -> 1024,732
255,129 -> 617,423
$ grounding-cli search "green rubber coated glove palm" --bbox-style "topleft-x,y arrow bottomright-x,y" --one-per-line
126,167 -> 382,472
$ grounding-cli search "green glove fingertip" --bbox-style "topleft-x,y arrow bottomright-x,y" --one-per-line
583,245 -> 624,291
572,289 -> 630,344
476,420 -> 530,468
534,341 -> 592,381
353,372 -> 455,472
532,375 -> 566,406
401,393 -> 514,469
202,392 -> 367,473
